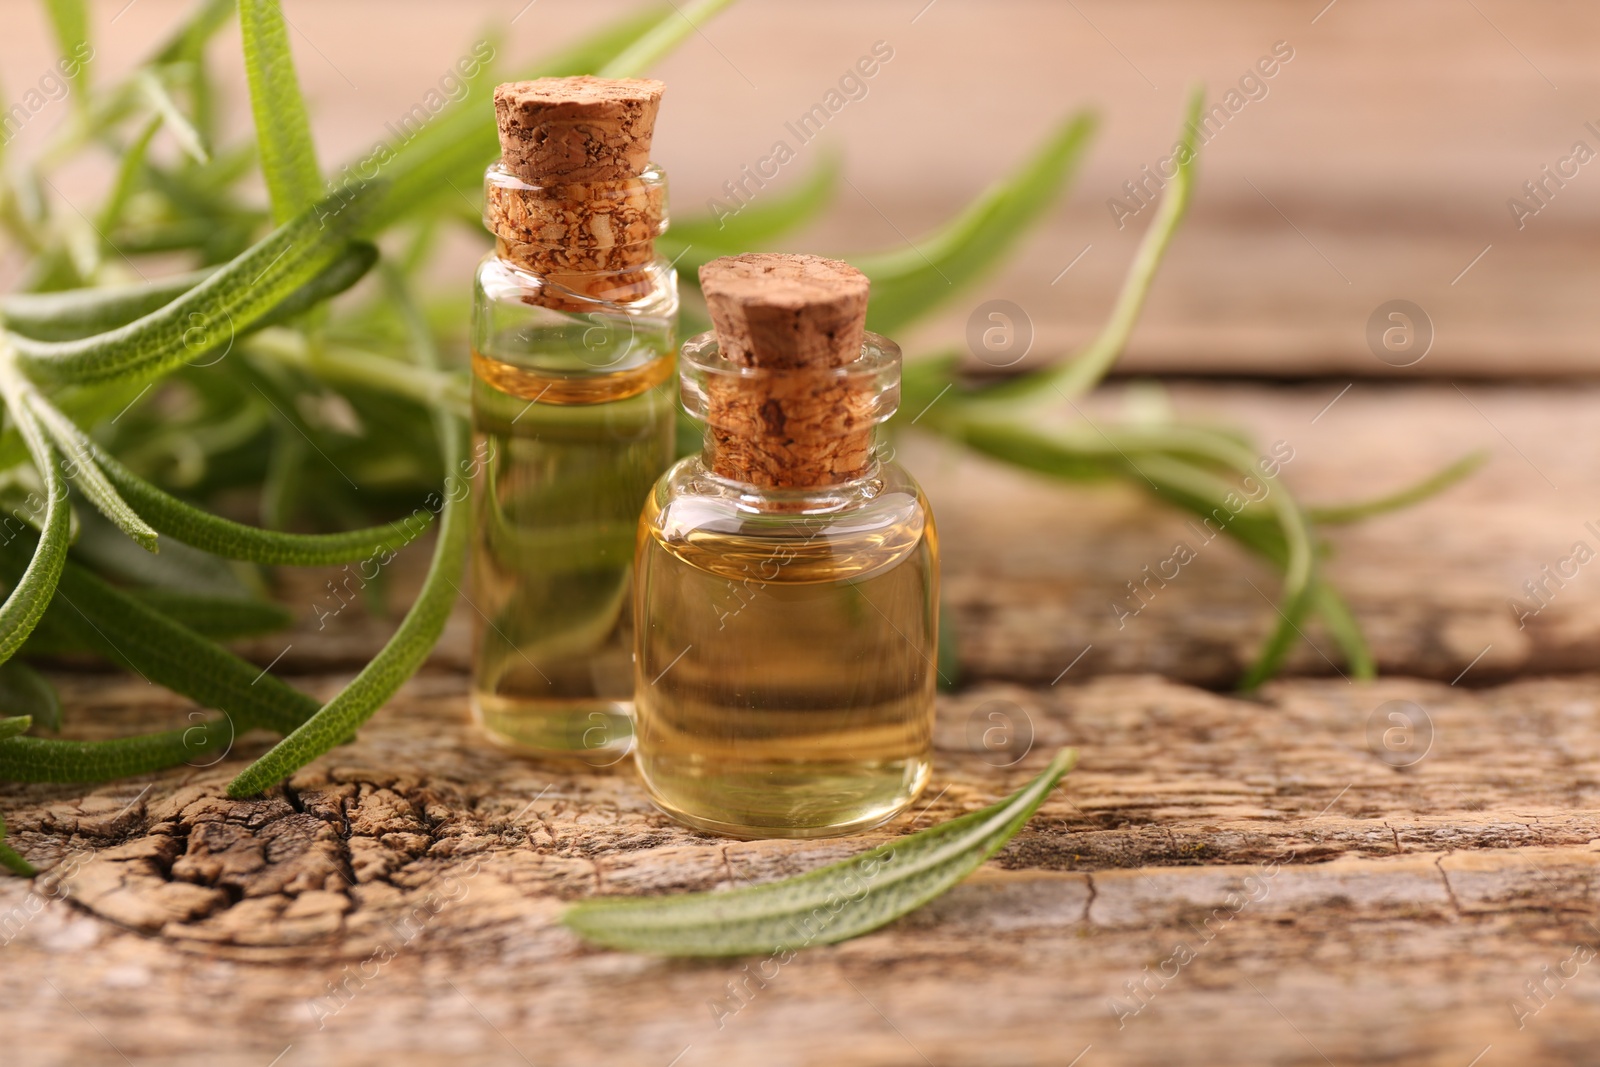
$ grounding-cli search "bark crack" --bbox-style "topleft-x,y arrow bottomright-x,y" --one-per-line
1434,854 -> 1464,917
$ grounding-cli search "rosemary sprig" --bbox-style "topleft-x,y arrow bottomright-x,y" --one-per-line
565,749 -> 1078,956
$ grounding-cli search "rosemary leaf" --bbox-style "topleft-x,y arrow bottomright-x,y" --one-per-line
240,0 -> 323,223
1238,584 -> 1318,691
1315,581 -> 1376,681
1307,451 -> 1488,525
128,590 -> 292,640
662,153 -> 840,275
0,267 -> 213,341
980,87 -> 1205,405
0,661 -> 61,731
27,392 -> 160,552
1048,87 -> 1204,399
0,721 -> 233,783
41,0 -> 90,100
224,433 -> 467,796
11,183 -> 381,387
225,269 -> 469,796
854,112 -> 1096,337
946,417 -> 1321,688
0,344 -> 71,664
253,241 -> 378,331
88,440 -> 432,565
0,811 -> 34,877
565,748 -> 1076,956
598,0 -> 742,79
0,541 -> 320,736
23,590 -> 291,651
96,115 -> 163,235
137,70 -> 210,164
150,0 -> 236,68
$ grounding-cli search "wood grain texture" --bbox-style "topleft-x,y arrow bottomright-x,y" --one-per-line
3,669 -> 1598,1066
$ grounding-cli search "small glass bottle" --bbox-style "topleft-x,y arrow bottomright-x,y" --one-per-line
471,77 -> 677,764
634,254 -> 938,838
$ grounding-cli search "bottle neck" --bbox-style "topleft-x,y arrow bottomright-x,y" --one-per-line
679,330 -> 903,491
482,160 -> 668,307
684,450 -> 890,516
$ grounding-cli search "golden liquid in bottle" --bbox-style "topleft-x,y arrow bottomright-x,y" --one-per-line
470,349 -> 675,763
633,472 -> 938,837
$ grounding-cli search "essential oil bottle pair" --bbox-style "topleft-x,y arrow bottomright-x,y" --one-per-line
468,77 -> 938,839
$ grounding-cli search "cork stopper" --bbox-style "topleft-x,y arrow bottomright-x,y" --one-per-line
701,254 -> 870,370
698,254 -> 881,488
493,76 -> 664,182
486,77 -> 667,305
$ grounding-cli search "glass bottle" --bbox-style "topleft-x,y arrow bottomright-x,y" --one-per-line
470,77 -> 677,764
633,254 -> 938,838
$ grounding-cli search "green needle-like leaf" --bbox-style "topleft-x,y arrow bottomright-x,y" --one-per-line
0,268 -> 215,341
224,460 -> 464,796
946,416 -> 1317,689
982,88 -> 1203,404
1237,584 -> 1317,691
23,591 -> 290,652
1046,87 -> 1203,400
0,344 -> 71,665
97,115 -> 162,234
240,0 -> 323,223
27,393 -> 159,552
1308,451 -> 1488,525
0,662 -> 60,730
253,240 -> 378,331
49,558 -> 317,734
137,70 -> 209,164
0,240 -> 369,348
42,0 -> 90,100
0,719 -> 234,782
11,183 -> 381,386
150,0 -> 235,67
1314,581 -> 1375,681
0,540 -> 319,736
126,590 -> 293,640
662,153 -> 840,276
85,440 -> 431,564
597,0 -> 742,78
852,112 -> 1096,337
565,748 -> 1077,956
0,810 -> 34,876
226,269 -> 469,796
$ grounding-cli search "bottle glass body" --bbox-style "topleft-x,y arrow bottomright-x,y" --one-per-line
633,333 -> 938,837
470,163 -> 677,764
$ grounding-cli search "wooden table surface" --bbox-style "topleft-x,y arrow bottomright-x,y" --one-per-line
5,381 -> 1599,1067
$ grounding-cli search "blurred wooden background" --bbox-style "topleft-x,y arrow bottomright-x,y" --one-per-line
3,0 -> 1597,377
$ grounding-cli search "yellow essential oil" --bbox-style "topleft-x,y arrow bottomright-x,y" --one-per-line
469,77 -> 677,763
